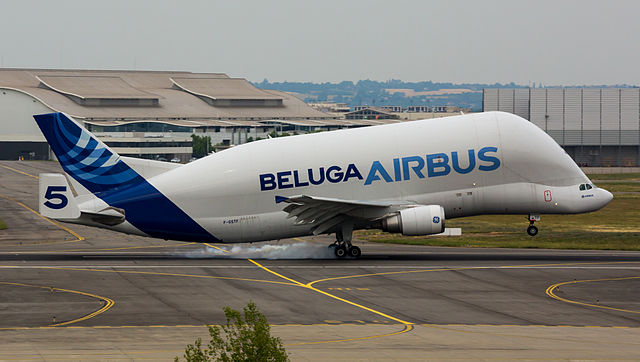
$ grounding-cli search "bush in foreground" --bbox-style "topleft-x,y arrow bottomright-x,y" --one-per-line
176,301 -> 288,362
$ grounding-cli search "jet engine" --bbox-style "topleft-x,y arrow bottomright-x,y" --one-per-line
381,205 -> 445,236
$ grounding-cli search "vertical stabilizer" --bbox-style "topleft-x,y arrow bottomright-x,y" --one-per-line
33,112 -> 218,242
33,112 -> 145,195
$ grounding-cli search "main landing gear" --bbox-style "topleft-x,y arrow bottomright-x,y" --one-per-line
527,214 -> 540,236
329,223 -> 361,258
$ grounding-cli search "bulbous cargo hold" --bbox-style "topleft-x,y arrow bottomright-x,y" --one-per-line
35,111 -> 612,258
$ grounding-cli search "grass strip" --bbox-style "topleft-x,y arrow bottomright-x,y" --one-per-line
587,173 -> 640,181
358,194 -> 640,251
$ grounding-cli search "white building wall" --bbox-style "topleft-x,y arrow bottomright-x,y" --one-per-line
497,89 -> 514,113
0,88 -> 53,141
529,89 -> 547,130
621,89 -> 639,145
513,89 -> 530,120
483,87 -> 640,166
0,88 -> 193,160
563,88 -> 582,145
483,89 -> 498,111
581,89 -> 601,144
546,89 -> 564,143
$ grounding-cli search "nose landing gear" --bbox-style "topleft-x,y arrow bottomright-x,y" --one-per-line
329,223 -> 361,258
527,214 -> 540,236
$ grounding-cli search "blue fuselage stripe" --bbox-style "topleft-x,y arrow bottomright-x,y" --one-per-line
101,180 -> 219,242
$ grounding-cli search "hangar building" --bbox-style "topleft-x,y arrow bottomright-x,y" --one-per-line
0,69 -> 401,161
483,88 -> 640,166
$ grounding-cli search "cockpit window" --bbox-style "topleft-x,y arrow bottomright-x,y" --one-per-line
579,184 -> 586,191
586,184 -> 593,190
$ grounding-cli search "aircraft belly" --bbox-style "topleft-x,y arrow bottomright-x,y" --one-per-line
198,212 -> 313,243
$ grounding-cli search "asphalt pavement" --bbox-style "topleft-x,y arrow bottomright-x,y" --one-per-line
1,161 -> 639,361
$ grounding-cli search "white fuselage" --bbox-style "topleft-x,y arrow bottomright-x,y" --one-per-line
108,111 -> 611,243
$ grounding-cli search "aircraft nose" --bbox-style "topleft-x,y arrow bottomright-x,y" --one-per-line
599,187 -> 613,207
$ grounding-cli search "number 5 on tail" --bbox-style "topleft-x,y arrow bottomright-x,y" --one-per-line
39,173 -> 80,219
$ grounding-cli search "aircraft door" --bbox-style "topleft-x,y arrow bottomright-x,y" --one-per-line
452,190 -> 476,217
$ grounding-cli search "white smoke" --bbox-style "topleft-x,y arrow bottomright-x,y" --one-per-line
186,241 -> 337,259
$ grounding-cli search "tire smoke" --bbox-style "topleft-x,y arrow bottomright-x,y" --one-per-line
186,242 -> 337,259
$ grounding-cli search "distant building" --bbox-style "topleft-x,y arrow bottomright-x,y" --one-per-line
0,69 -> 341,161
350,105 -> 467,113
307,102 -> 351,113
380,105 -> 403,113
344,107 -> 400,120
483,88 -> 640,166
353,105 -> 402,113
406,105 -> 431,113
431,105 -> 468,113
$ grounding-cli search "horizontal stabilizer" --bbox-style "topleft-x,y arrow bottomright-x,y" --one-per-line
80,207 -> 126,226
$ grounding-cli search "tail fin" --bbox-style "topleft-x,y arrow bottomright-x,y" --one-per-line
33,112 -> 145,195
33,112 -> 218,242
38,173 -> 80,219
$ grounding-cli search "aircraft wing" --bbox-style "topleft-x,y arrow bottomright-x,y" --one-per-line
280,195 -> 412,235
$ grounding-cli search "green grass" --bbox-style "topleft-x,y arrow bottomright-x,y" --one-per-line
587,173 -> 640,181
358,191 -> 640,251
0,218 -> 6,230
594,181 -> 640,193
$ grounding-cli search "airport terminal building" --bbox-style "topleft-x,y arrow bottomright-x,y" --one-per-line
0,69 -> 403,161
483,88 -> 640,167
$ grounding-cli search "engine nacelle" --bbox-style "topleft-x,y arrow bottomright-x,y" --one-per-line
381,205 -> 445,236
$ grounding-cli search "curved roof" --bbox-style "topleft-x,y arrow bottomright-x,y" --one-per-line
37,75 -> 159,100
0,69 -> 334,121
171,77 -> 281,101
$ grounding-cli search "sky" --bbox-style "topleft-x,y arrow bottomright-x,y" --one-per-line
1,0 -> 639,85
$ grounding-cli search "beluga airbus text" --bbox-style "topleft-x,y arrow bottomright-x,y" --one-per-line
34,111 -> 612,258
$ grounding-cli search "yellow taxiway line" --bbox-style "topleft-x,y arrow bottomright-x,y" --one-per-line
0,163 -> 39,179
546,276 -> 640,314
0,193 -> 84,243
0,281 -> 114,326
307,260 -> 640,287
204,242 -> 415,345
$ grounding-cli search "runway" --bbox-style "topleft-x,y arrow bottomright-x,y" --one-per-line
1,161 -> 639,360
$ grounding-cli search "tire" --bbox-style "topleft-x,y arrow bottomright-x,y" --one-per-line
527,225 -> 538,236
334,245 -> 347,258
348,246 -> 361,258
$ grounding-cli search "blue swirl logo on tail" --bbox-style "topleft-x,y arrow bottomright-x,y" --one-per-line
33,112 -> 144,194
33,112 -> 219,242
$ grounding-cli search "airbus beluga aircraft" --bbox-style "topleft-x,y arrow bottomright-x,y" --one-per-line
34,111 -> 612,258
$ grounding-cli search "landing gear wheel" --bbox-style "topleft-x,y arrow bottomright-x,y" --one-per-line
334,245 -> 347,258
348,246 -> 361,258
527,225 -> 538,236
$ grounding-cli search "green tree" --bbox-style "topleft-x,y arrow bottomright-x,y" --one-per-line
177,301 -> 288,362
191,134 -> 212,158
